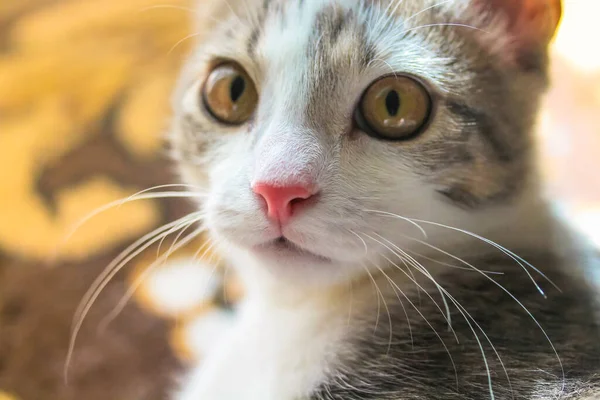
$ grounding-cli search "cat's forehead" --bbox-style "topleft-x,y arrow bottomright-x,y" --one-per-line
232,0 -> 442,56
207,0 -> 450,84
255,0 -> 367,57
212,0 -> 372,71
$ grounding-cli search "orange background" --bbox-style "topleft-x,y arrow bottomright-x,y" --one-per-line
0,0 -> 599,398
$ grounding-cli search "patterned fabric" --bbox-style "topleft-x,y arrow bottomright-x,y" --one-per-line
0,0 -> 239,398
0,0 -> 599,399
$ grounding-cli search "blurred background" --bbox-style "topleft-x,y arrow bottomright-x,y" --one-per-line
539,0 -> 600,247
0,0 -> 598,399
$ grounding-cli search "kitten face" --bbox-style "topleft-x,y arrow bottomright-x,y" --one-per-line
169,0 -> 555,285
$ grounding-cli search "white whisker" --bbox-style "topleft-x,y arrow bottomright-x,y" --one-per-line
362,238 -> 458,388
404,0 -> 454,22
363,262 -> 394,354
372,232 -> 453,332
441,289 -> 498,399
405,234 -> 564,393
366,257 -> 414,349
362,264 -> 385,335
405,247 -> 505,275
97,226 -> 206,331
364,233 -> 457,341
60,190 -> 206,253
363,209 -> 427,238
72,213 -> 199,331
347,229 -> 369,256
399,23 -> 487,36
366,210 -> 558,294
366,233 -> 507,395
194,239 -> 222,297
64,211 -> 203,382
407,218 -> 560,295
168,32 -> 205,55
159,216 -> 201,262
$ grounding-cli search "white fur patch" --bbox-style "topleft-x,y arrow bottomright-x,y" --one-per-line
175,288 -> 354,400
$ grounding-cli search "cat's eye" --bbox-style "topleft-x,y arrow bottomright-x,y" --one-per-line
202,62 -> 258,125
355,76 -> 432,141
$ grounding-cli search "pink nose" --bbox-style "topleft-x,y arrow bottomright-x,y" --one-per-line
252,183 -> 315,224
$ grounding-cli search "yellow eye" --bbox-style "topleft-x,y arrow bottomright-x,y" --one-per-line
202,62 -> 258,125
356,76 -> 432,140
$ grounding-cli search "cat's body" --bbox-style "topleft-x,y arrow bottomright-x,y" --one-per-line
167,0 -> 600,398
176,243 -> 600,400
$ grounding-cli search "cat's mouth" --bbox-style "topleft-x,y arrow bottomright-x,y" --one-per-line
254,237 -> 331,263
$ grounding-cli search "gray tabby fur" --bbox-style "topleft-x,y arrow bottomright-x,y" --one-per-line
168,0 -> 600,398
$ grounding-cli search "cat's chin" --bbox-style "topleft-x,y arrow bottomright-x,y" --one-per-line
227,237 -> 358,287
253,237 -> 333,265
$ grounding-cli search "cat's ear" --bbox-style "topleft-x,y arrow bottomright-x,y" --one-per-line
468,0 -> 562,67
486,0 -> 561,44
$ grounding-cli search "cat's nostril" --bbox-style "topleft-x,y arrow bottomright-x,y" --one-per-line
290,197 -> 306,207
252,183 -> 317,224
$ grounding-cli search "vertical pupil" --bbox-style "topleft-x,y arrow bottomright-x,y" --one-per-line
385,90 -> 400,116
230,76 -> 246,102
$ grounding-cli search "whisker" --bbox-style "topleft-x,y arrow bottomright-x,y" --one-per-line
64,211 -> 203,382
370,220 -> 552,398
367,259 -> 414,349
383,238 -> 424,306
372,232 -> 454,334
60,190 -> 206,252
399,23 -> 487,36
362,242 -> 458,388
407,218 -> 560,295
363,262 -> 394,355
168,32 -> 205,55
202,239 -> 222,266
192,237 -> 214,260
72,213 -> 199,330
192,239 -> 222,299
404,0 -> 454,22
123,184 -> 202,200
158,215 -> 200,261
362,264 -> 385,335
366,210 -> 558,294
347,229 -> 369,256
366,234 -> 506,395
405,247 -> 505,275
366,57 -> 399,78
413,268 -> 514,400
364,233 -> 457,341
440,288 -> 499,399
363,209 -> 427,238
97,226 -> 206,331
408,235 -> 564,392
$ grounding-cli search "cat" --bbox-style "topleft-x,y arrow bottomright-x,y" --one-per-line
167,0 -> 600,398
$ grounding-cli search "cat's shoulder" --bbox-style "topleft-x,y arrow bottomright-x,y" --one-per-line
311,247 -> 600,400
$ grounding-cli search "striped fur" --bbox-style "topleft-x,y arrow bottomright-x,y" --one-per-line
168,1 -> 600,399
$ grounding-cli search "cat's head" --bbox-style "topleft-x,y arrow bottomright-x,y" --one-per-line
169,0 -> 561,285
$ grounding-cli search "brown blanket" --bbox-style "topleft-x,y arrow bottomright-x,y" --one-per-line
0,0 -> 215,398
